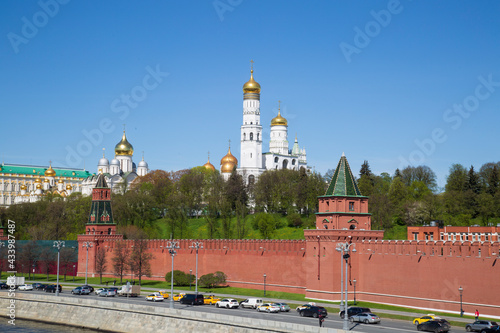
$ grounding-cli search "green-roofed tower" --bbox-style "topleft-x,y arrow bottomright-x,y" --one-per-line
86,173 -> 116,236
316,153 -> 372,231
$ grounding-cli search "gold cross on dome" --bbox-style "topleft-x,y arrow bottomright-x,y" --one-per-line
250,59 -> 254,71
278,100 -> 281,111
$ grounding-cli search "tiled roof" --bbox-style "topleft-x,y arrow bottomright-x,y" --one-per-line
324,154 -> 363,196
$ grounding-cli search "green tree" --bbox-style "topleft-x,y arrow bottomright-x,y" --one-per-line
112,241 -> 130,284
254,213 -> 276,239
95,247 -> 107,284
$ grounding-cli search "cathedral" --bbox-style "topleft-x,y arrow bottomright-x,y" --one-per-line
213,63 -> 310,183
81,131 -> 149,195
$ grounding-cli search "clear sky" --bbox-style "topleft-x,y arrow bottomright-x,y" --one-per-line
1,1 -> 499,189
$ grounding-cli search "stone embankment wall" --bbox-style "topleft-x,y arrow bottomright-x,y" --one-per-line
0,294 -> 347,333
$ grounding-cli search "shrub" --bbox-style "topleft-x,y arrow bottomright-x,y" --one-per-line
287,213 -> 303,228
165,270 -> 192,286
198,271 -> 227,288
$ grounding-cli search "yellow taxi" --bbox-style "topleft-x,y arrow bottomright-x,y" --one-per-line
158,290 -> 169,299
413,314 -> 441,325
204,295 -> 221,305
173,293 -> 186,301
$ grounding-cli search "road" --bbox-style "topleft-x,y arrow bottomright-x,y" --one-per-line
5,287 -> 464,333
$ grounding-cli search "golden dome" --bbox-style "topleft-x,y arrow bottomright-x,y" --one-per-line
220,146 -> 238,173
271,103 -> 287,126
66,184 -> 72,190
203,155 -> 215,171
44,164 -> 56,177
43,178 -> 49,183
36,184 -> 42,189
243,69 -> 261,94
115,131 -> 134,156
20,184 -> 27,190
58,179 -> 64,183
34,178 -> 42,183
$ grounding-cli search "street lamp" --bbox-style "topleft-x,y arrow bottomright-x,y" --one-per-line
53,241 -> 65,296
190,242 -> 203,295
82,241 -> 93,285
336,241 -> 357,332
459,286 -> 464,317
353,279 -> 357,305
73,265 -> 76,282
189,269 -> 192,290
263,274 -> 267,297
166,241 -> 180,309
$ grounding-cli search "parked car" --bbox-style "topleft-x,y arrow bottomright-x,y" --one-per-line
257,303 -> 280,313
44,284 -> 62,293
180,294 -> 204,305
299,306 -> 328,318
240,298 -> 263,309
349,312 -> 381,324
480,326 -> 500,333
417,320 -> 450,332
0,282 -> 9,289
98,288 -> 117,297
145,292 -> 164,302
204,295 -> 220,305
296,303 -> 316,312
413,314 -> 441,325
340,306 -> 371,319
18,284 -> 33,291
71,286 -> 91,295
466,321 -> 499,332
32,283 -> 46,290
275,302 -> 291,312
216,298 -> 239,309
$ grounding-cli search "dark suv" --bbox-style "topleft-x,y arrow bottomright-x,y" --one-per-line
44,284 -> 62,293
339,307 -> 371,319
180,294 -> 204,305
299,306 -> 328,318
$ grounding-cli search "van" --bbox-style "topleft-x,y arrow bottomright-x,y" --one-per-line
180,293 -> 204,305
240,298 -> 263,309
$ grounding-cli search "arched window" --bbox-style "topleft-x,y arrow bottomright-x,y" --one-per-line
292,159 -> 296,165
250,133 -> 253,141
282,159 -> 288,169
257,133 -> 259,141
243,133 -> 246,140
274,157 -> 279,163
248,175 -> 255,185
350,224 -> 356,230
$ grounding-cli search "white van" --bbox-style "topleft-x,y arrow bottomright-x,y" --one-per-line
240,298 -> 263,309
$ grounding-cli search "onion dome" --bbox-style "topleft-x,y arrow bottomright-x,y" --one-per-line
115,131 -> 134,156
34,178 -> 42,184
271,109 -> 287,126
36,184 -> 42,189
45,164 -> 56,177
111,158 -> 120,166
138,159 -> 148,168
58,179 -> 64,184
20,184 -> 27,190
203,154 -> 215,171
43,178 -> 49,183
243,69 -> 261,94
98,149 -> 109,166
220,146 -> 238,173
66,184 -> 72,190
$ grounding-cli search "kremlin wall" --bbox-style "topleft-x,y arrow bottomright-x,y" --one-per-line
76,154 -> 500,319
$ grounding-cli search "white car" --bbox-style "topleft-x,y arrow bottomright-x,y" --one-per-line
18,284 -> 33,291
145,292 -> 164,302
94,288 -> 105,295
215,298 -> 240,309
257,303 -> 281,313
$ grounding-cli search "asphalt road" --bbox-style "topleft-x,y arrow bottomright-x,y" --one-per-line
5,287 -> 465,333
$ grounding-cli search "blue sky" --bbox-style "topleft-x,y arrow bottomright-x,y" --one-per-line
1,1 -> 499,189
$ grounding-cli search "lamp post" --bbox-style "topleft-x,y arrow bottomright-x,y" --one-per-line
189,269 -> 192,290
73,265 -> 76,282
190,242 -> 203,295
53,241 -> 65,296
459,286 -> 463,317
336,241 -> 357,332
263,274 -> 267,297
82,241 -> 93,285
353,279 -> 357,305
166,241 -> 179,309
